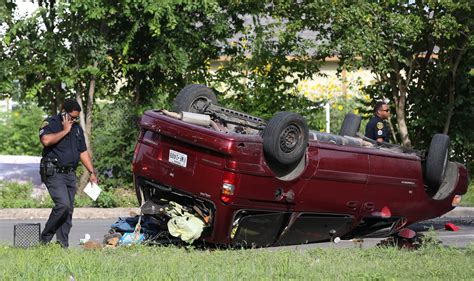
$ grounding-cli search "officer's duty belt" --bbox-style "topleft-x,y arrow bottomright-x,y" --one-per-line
55,166 -> 76,173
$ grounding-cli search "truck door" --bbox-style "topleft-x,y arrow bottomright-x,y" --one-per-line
364,153 -> 422,218
296,145 -> 369,215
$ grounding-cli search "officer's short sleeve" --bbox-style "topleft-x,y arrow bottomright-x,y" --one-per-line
78,127 -> 87,153
39,118 -> 59,138
364,121 -> 375,140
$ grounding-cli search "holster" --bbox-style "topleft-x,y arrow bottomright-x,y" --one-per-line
39,158 -> 56,183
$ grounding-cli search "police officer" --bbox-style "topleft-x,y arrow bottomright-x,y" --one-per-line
39,99 -> 97,248
365,101 -> 391,143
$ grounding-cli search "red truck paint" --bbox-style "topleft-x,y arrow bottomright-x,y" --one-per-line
132,110 -> 469,246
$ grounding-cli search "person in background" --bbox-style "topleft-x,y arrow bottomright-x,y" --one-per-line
38,99 -> 97,248
365,101 -> 391,143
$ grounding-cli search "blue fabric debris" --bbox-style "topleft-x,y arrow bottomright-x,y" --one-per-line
110,216 -> 162,237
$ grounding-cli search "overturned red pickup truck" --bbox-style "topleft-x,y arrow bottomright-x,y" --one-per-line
132,84 -> 469,247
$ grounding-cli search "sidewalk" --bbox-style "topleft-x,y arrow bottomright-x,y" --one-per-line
0,207 -> 472,220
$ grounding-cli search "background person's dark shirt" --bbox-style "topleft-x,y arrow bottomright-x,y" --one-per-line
39,114 -> 87,167
365,115 -> 390,142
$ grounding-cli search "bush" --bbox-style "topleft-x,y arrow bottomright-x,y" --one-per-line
0,181 -> 51,208
92,100 -> 141,189
0,181 -> 31,208
0,104 -> 45,156
0,180 -> 137,208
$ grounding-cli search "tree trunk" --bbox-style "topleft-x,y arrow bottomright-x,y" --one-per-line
387,118 -> 398,144
133,73 -> 141,106
393,77 -> 412,148
443,82 -> 455,135
85,70 -> 95,151
395,107 -> 411,147
442,38 -> 467,134
77,61 -> 98,190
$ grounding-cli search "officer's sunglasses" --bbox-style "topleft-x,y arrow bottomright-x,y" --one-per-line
63,112 -> 80,122
69,114 -> 80,122
380,109 -> 390,112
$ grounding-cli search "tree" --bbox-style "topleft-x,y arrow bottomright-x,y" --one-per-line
276,1 -> 472,148
0,105 -> 45,156
1,0 -> 245,186
0,0 -> 16,98
1,1 -> 113,186
205,2 -> 329,126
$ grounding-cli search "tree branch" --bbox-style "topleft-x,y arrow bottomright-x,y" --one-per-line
443,36 -> 469,134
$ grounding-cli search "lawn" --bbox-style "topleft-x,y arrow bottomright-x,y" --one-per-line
460,181 -> 474,207
0,243 -> 473,280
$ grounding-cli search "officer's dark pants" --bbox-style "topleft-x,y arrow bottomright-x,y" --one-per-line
40,171 -> 76,247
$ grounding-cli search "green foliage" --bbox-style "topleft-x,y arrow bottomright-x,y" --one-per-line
420,228 -> 443,249
92,100 -> 141,188
0,181 -> 52,208
0,1 -> 113,114
460,182 -> 474,207
0,181 -> 33,208
275,1 -> 473,150
68,0 -> 237,105
0,180 -> 136,208
408,39 -> 474,166
1,1 -> 472,184
0,245 -> 473,280
212,12 -> 323,121
0,104 -> 45,156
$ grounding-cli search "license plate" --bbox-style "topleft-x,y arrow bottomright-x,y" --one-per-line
169,149 -> 187,167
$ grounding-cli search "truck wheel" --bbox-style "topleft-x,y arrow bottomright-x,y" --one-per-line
172,84 -> 218,113
263,112 -> 308,166
425,134 -> 450,191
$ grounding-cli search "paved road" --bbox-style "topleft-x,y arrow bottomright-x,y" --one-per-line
0,156 -> 45,198
0,219 -> 117,247
273,217 -> 474,251
0,217 -> 472,249
0,163 -> 41,185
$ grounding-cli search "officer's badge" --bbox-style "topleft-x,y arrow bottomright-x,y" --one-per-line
40,121 -> 49,129
376,122 -> 384,129
377,130 -> 383,136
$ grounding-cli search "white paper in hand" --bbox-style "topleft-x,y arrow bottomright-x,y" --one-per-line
83,182 -> 102,201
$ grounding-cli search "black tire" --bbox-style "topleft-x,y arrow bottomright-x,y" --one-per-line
425,134 -> 450,191
263,112 -> 309,166
339,113 -> 361,137
172,84 -> 218,113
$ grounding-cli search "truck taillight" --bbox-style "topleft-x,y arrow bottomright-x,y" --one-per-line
221,172 -> 238,204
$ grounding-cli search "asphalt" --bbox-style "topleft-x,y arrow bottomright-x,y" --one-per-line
0,207 -> 472,220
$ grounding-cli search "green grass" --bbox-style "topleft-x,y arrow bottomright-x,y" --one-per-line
0,243 -> 473,280
460,181 -> 474,207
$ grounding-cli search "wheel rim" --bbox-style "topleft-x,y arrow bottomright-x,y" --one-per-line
279,124 -> 300,153
190,97 -> 210,112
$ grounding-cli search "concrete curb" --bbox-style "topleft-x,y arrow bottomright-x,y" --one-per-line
0,208 -> 140,220
442,207 -> 474,218
0,207 -> 472,220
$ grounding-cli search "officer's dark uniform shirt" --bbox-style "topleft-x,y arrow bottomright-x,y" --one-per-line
39,114 -> 87,167
365,115 -> 391,142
